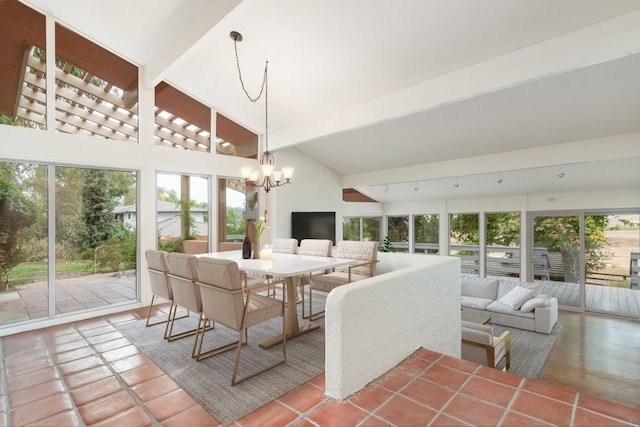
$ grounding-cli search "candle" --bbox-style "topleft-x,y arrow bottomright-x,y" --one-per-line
261,245 -> 272,260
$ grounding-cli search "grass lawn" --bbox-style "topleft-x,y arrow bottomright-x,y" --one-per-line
8,261 -> 94,283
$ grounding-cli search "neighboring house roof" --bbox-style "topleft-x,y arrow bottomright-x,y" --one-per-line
157,217 -> 208,238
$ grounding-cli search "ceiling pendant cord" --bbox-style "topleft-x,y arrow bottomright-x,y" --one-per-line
231,32 -> 272,156
231,31 -> 268,103
233,30 -> 293,192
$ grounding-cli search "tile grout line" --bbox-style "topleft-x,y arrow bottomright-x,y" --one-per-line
425,363 -> 482,426
74,319 -> 163,427
570,392 -> 579,426
363,353 -> 444,423
495,375 -> 527,427
31,330 -> 87,426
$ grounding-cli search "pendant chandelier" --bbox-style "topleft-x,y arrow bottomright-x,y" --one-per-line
231,31 -> 293,193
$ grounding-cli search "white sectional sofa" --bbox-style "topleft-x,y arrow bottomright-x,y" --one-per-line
461,275 -> 558,334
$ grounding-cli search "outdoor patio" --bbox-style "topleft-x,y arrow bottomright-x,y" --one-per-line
0,271 -> 137,325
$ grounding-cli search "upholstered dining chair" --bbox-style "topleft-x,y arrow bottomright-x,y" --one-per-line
265,238 -> 298,297
308,240 -> 379,320
166,252 -> 212,355
194,257 -> 286,385
298,239 -> 333,318
145,249 -> 187,335
461,320 -> 511,371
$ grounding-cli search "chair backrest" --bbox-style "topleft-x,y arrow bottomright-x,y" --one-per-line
145,249 -> 172,300
461,320 -> 494,366
299,239 -> 332,257
167,252 -> 201,313
272,238 -> 298,254
195,257 -> 245,330
335,241 -> 379,277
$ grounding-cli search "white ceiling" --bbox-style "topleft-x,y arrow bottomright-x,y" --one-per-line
22,0 -> 640,203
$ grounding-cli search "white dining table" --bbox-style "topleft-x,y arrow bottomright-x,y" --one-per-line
197,251 -> 355,348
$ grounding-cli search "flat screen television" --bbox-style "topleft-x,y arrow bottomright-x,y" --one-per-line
291,211 -> 336,245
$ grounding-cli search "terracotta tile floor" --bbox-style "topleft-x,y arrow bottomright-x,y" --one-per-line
1,308 -> 640,426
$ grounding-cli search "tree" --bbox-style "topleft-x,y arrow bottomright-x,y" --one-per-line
534,215 -> 608,282
54,167 -> 134,257
226,206 -> 246,237
343,218 -> 360,240
0,169 -> 37,288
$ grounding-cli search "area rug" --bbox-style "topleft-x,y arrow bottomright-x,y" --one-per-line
492,323 -> 562,379
116,309 -> 325,425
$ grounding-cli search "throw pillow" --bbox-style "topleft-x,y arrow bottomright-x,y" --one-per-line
520,294 -> 551,312
498,285 -> 534,310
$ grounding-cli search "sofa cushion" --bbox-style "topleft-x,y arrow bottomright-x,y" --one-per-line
498,285 -> 534,310
521,294 -> 551,312
461,296 -> 494,310
461,277 -> 499,300
497,279 -> 540,299
486,300 -> 535,318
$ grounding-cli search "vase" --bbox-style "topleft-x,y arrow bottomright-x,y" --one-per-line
252,241 -> 260,259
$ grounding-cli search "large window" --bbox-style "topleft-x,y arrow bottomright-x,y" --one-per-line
485,212 -> 521,278
156,173 -> 210,254
0,1 -> 47,130
343,216 -> 381,242
532,212 -> 640,317
387,215 -> 409,252
218,178 -> 248,252
155,82 -> 210,151
1,161 -> 138,328
56,167 -> 137,313
414,214 -> 439,254
450,213 -> 480,275
55,23 -> 139,141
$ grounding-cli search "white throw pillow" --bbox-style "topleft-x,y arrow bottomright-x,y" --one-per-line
498,285 -> 534,310
520,294 -> 551,312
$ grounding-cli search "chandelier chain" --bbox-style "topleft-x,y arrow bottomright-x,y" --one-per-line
232,38 -> 269,151
233,38 -> 268,103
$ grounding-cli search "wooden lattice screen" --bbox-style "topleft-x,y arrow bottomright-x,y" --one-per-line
16,46 -> 212,151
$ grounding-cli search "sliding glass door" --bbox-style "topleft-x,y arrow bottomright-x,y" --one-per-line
532,215 -> 582,310
1,161 -> 138,328
584,213 -> 640,318
531,211 -> 640,318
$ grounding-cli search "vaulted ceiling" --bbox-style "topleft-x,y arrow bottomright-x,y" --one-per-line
19,0 -> 640,203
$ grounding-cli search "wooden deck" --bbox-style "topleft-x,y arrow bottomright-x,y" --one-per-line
535,279 -> 640,318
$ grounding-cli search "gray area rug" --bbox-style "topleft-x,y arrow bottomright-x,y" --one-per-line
492,323 -> 562,379
116,308 -> 325,425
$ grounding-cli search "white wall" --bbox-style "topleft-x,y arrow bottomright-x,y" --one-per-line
268,147 -> 344,242
324,252 -> 461,400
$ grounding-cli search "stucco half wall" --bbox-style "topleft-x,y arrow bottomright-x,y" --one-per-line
324,252 -> 461,400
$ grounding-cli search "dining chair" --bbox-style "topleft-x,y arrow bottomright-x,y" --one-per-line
308,240 -> 379,320
166,252 -> 213,355
298,239 -> 333,318
194,256 -> 286,385
144,249 -> 187,336
265,238 -> 298,298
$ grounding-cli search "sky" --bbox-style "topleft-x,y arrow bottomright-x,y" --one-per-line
156,173 -> 245,208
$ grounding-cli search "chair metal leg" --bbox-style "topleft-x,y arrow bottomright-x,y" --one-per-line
192,313 -> 213,358
308,288 -> 325,321
231,303 -> 287,386
194,315 -> 243,361
146,295 -> 175,327
164,304 -> 209,342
